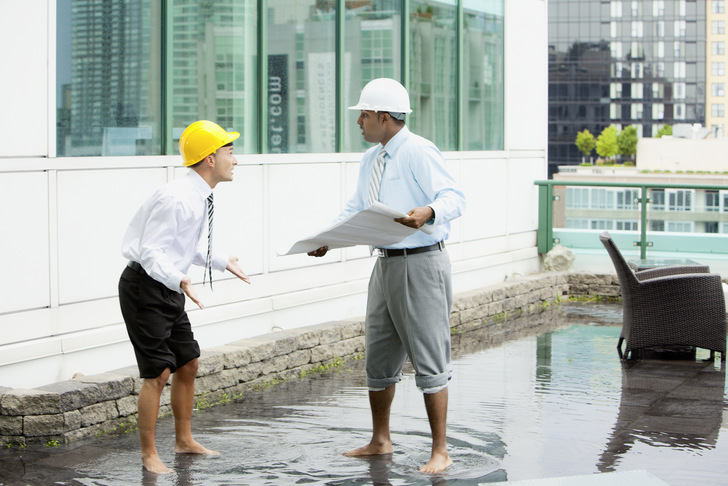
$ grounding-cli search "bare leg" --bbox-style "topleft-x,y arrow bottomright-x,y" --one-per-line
419,387 -> 452,474
344,384 -> 396,456
172,358 -> 218,456
138,368 -> 173,474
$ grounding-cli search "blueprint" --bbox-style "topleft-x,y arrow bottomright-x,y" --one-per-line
279,202 -> 434,255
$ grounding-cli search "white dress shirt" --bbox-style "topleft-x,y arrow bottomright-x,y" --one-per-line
337,126 -> 466,249
121,170 -> 228,292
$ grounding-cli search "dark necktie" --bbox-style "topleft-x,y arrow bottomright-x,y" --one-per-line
203,193 -> 214,290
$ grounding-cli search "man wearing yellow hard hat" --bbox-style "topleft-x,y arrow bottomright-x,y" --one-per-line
118,120 -> 251,474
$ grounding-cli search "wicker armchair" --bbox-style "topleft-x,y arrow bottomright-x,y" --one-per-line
599,231 -> 727,361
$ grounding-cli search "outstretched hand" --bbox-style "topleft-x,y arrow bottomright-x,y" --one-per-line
180,276 -> 204,309
394,206 -> 434,229
227,256 -> 251,284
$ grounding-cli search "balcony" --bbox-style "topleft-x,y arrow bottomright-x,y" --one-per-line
536,178 -> 728,275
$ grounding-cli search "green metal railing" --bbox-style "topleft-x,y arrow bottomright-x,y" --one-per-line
535,180 -> 728,259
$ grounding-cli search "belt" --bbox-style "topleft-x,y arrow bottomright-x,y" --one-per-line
377,241 -> 444,258
127,261 -> 142,272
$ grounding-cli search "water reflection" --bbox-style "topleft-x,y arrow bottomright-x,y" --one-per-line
3,303 -> 728,485
598,360 -> 726,472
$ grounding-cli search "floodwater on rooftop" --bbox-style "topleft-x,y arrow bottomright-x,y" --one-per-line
2,302 -> 728,485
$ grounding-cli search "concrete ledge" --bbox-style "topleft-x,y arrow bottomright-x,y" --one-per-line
0,272 -> 618,446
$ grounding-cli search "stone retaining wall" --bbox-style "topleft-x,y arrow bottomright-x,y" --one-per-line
0,272 -> 620,446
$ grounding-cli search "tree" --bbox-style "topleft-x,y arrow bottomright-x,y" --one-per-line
656,124 -> 672,138
595,125 -> 619,161
617,125 -> 638,161
575,129 -> 596,162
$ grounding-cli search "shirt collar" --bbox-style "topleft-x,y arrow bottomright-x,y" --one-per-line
381,125 -> 410,157
187,169 -> 213,198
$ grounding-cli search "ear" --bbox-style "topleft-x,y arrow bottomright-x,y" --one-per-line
203,153 -> 216,168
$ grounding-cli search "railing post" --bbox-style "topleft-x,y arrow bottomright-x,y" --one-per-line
639,185 -> 649,259
537,182 -> 554,254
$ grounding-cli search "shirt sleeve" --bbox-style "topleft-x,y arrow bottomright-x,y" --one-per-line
138,195 -> 187,293
411,145 -> 466,226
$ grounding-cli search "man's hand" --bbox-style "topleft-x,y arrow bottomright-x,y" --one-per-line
394,206 -> 434,229
180,276 -> 204,309
226,256 -> 251,284
308,246 -> 329,257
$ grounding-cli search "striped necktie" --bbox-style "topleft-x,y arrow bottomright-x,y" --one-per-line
203,193 -> 214,290
368,146 -> 387,206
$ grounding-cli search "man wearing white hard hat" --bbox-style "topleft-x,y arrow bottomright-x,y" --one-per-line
119,120 -> 251,474
308,78 -> 465,473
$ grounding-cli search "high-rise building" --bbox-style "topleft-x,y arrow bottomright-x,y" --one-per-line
548,0 -> 707,175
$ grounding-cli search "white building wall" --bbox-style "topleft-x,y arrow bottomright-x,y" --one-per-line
638,137 -> 728,172
0,0 -> 548,389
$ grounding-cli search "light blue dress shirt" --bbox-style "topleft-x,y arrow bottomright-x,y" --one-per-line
337,126 -> 466,249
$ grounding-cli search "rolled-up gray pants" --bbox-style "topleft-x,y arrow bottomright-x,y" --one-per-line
365,248 -> 453,393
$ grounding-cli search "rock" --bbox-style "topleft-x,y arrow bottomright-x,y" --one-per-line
543,245 -> 575,272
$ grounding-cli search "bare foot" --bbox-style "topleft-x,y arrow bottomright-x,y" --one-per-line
418,450 -> 452,474
343,442 -> 394,457
175,440 -> 220,456
142,454 -> 174,474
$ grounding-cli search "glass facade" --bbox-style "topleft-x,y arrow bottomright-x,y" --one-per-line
57,0 -> 163,156
56,0 -> 504,157
548,0 -> 706,173
170,1 -> 258,153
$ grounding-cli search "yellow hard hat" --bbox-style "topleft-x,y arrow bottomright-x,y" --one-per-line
179,120 -> 240,166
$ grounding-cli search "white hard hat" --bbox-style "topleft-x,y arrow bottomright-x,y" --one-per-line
348,78 -> 413,116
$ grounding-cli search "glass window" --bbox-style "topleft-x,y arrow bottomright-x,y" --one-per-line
56,0 -> 163,156
590,188 -> 615,210
706,191 -> 720,212
651,188 -> 665,210
674,20 -> 686,37
667,189 -> 693,211
674,82 -> 686,99
616,220 -> 638,231
675,103 -> 686,120
712,42 -> 725,56
56,1 -> 507,157
343,2 -> 403,152
712,103 -> 725,117
617,189 -> 639,210
612,1 -> 623,18
171,1 -> 258,154
462,2 -> 505,150
409,1 -> 458,150
565,218 -> 589,229
713,21 -> 725,35
712,83 -> 725,97
712,62 -> 725,76
566,187 -> 590,209
713,0 -> 725,14
631,21 -> 643,37
667,221 -> 693,232
652,103 -> 665,119
631,103 -> 643,119
590,220 -> 614,230
268,0 -> 336,153
651,220 -> 665,232
632,83 -> 643,99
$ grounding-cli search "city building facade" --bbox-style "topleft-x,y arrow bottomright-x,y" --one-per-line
549,0 -> 707,175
